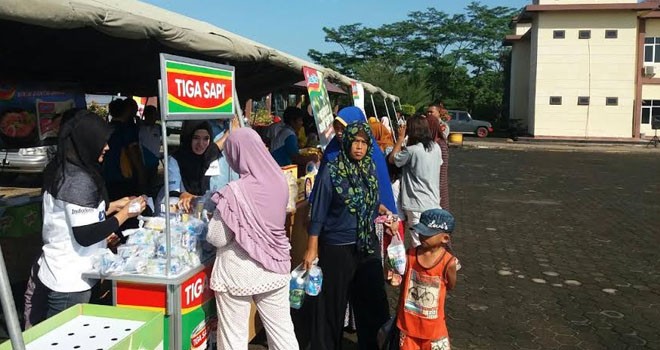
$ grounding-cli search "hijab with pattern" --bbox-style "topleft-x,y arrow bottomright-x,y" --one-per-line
43,110 -> 112,207
327,121 -> 380,254
314,106 -> 397,214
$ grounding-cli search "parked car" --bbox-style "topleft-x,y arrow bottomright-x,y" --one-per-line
0,117 -> 56,175
165,121 -> 181,148
0,144 -> 56,174
447,110 -> 493,138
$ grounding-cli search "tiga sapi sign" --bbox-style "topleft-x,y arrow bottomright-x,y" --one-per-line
160,54 -> 235,120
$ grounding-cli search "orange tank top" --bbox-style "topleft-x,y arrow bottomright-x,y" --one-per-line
396,247 -> 453,340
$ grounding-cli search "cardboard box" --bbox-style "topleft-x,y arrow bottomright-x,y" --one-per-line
296,173 -> 316,203
281,165 -> 298,212
0,304 -> 164,350
0,200 -> 42,238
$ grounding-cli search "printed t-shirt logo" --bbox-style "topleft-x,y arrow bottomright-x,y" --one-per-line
71,208 -> 95,215
404,270 -> 441,319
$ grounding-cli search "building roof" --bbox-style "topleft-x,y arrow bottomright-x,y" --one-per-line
503,30 -> 532,46
511,1 -> 660,23
0,0 -> 399,101
505,1 -> 660,44
526,2 -> 660,12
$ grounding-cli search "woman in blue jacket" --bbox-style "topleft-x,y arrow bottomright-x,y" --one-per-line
303,121 -> 390,350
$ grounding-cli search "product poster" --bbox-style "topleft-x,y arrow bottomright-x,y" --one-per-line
0,83 -> 85,147
36,98 -> 75,140
303,67 -> 334,148
351,81 -> 366,116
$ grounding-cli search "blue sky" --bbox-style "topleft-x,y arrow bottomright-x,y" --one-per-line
143,0 -> 529,61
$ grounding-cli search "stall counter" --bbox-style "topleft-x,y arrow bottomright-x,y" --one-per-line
83,258 -> 261,350
287,200 -> 310,269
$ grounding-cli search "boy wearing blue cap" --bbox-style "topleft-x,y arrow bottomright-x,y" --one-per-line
396,208 -> 459,350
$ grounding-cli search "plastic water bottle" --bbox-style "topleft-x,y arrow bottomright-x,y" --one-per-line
289,272 -> 306,309
305,265 -> 323,296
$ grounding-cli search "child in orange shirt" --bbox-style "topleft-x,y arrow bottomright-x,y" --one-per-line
396,208 -> 458,350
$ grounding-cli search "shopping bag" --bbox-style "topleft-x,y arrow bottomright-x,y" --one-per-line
377,316 -> 400,350
387,233 -> 406,275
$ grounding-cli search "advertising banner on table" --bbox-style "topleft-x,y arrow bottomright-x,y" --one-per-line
303,67 -> 334,148
115,263 -> 217,350
160,54 -> 235,121
0,83 -> 85,148
351,81 -> 366,116
181,264 -> 216,350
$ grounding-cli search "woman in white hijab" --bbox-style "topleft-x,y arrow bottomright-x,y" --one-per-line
380,116 -> 393,133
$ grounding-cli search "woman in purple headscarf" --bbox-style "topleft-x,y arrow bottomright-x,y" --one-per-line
207,127 -> 298,349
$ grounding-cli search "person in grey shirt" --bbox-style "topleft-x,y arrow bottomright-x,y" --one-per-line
388,115 -> 442,247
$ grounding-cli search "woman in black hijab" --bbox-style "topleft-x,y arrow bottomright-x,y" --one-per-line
166,119 -> 234,212
37,110 -> 146,320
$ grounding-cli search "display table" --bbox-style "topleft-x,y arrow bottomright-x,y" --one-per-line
83,258 -> 234,350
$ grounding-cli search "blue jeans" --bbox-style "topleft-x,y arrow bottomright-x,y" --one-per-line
45,285 -> 92,319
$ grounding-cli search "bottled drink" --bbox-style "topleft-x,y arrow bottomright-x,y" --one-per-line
305,265 -> 323,296
289,271 -> 306,309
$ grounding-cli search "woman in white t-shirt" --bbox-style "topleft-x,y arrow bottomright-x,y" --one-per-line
38,110 -> 146,320
388,115 -> 443,247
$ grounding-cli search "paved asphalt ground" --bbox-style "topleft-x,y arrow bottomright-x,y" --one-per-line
250,145 -> 660,349
2,142 -> 659,349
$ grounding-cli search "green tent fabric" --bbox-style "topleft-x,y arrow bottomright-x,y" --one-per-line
0,0 -> 398,101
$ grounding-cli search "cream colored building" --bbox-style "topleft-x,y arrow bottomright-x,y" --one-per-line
506,0 -> 660,139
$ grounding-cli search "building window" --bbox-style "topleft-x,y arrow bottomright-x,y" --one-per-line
578,96 -> 590,105
579,30 -> 591,39
549,96 -> 562,105
641,100 -> 660,124
553,30 -> 565,39
644,37 -> 660,63
605,30 -> 618,39
606,97 -> 618,106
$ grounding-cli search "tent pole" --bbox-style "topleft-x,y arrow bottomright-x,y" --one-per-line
231,87 -> 244,182
384,97 -> 392,119
383,98 -> 395,141
233,86 -> 246,127
370,95 -> 378,119
0,245 -> 26,350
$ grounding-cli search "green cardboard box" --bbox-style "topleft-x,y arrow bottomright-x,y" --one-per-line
0,201 -> 42,238
0,304 -> 164,350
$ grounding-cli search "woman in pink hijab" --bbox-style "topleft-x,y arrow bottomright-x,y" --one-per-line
207,127 -> 298,349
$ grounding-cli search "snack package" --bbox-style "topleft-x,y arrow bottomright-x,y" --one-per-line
128,199 -> 142,214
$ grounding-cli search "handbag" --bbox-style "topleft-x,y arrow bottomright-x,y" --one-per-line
377,315 -> 400,350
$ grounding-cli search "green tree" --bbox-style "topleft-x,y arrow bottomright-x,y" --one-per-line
308,2 -> 519,121
88,101 -> 109,120
355,60 -> 431,112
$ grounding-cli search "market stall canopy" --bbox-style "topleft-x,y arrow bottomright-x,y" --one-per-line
293,80 -> 347,94
0,0 -> 398,102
